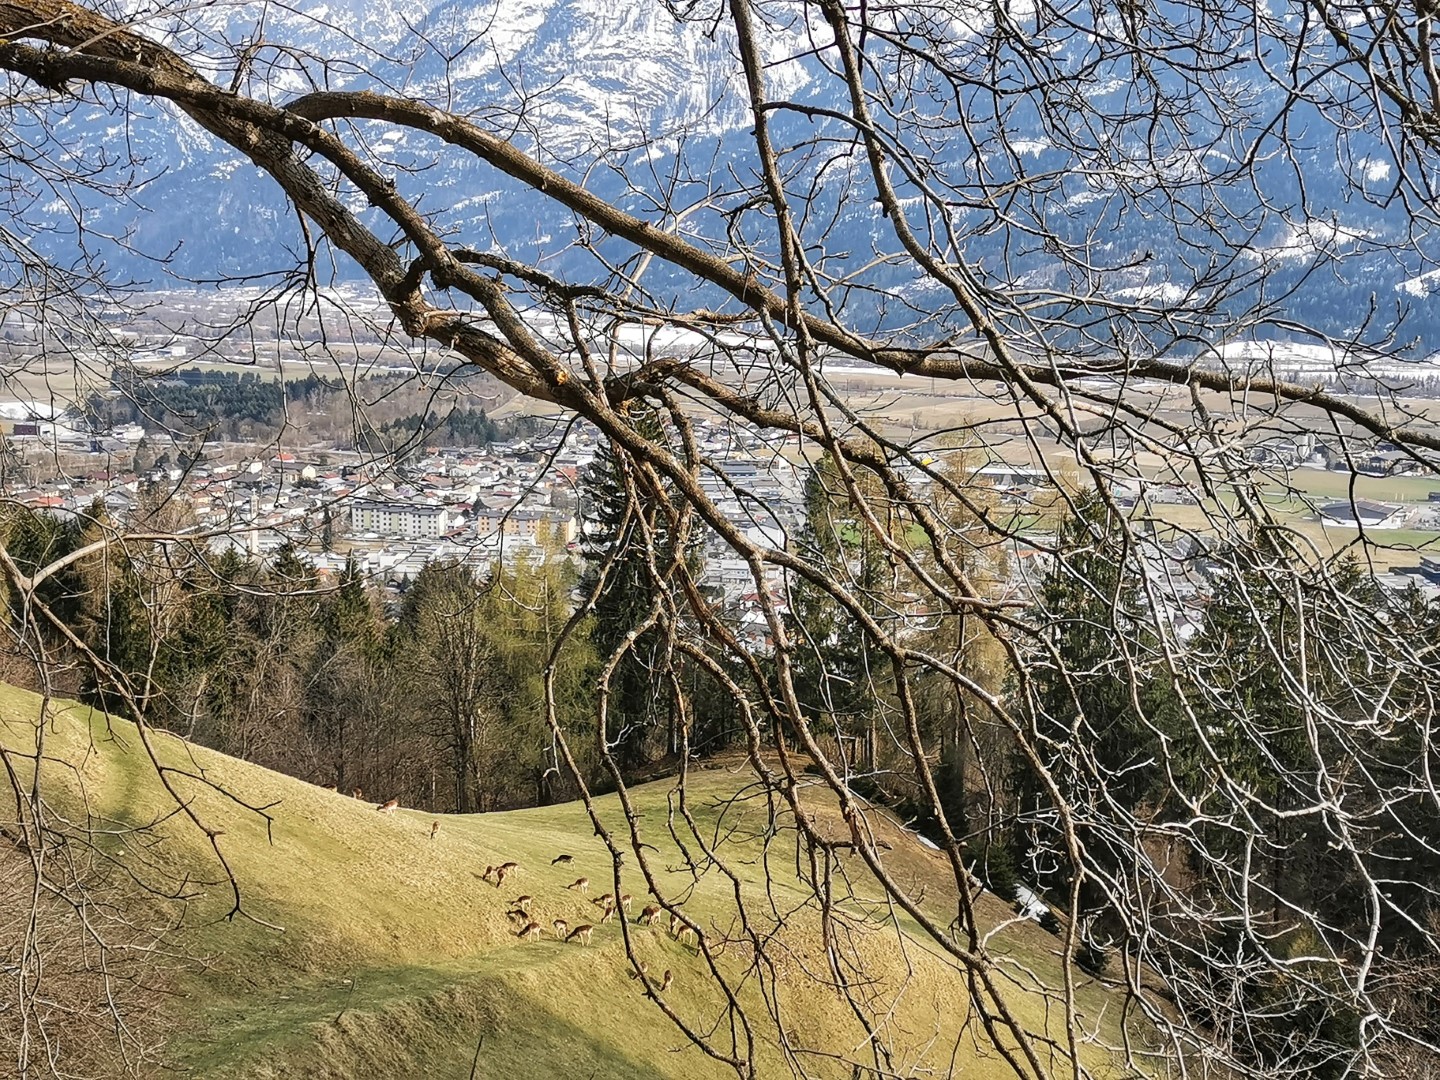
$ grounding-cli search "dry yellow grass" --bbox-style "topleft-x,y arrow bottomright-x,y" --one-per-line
0,682 -> 1166,1078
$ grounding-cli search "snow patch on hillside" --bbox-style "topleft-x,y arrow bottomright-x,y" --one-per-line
1357,156 -> 1392,184
1260,219 -> 1373,262
1398,268 -> 1440,297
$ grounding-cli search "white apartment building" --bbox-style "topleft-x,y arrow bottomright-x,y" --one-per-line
348,499 -> 455,539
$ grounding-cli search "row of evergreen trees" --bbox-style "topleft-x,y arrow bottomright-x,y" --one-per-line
378,408 -> 541,455
88,370 -> 288,437
85,370 -> 537,450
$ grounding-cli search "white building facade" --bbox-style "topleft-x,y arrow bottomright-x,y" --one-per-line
349,499 -> 455,539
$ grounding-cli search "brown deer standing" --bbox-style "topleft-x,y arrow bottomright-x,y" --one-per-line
592,892 -> 614,909
619,893 -> 633,913
627,961 -> 650,980
552,918 -> 568,940
352,787 -> 364,799
516,922 -> 543,942
565,924 -> 595,946
376,798 -> 399,814
511,895 -> 533,912
550,854 -> 573,865
599,904 -> 617,924
566,877 -> 590,894
659,970 -> 673,993
638,904 -> 662,926
429,821 -> 440,841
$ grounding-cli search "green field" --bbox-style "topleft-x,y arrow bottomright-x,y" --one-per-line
1276,468 -> 1440,505
0,682 -> 1166,1079
1128,469 -> 1440,572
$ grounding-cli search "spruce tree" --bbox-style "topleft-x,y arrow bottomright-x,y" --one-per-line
1014,491 -> 1170,905
578,413 -> 691,771
786,455 -> 888,771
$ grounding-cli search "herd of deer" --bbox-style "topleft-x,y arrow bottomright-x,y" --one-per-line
340,788 -> 691,994
499,866 -> 690,968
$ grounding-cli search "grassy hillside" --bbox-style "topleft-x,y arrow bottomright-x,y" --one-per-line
0,682 -> 1163,1078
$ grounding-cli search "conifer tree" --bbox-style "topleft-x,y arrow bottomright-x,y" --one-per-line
786,455 -> 890,771
578,413 -> 689,771
1014,492 -> 1169,910
308,557 -> 385,788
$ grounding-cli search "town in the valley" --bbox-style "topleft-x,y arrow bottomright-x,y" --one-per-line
6,297 -> 1440,630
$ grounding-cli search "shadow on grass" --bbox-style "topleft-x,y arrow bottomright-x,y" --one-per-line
170,958 -> 677,1080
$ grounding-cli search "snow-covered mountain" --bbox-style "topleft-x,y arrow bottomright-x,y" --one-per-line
12,0 -> 1440,354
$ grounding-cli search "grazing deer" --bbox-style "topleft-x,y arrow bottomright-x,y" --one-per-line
492,865 -> 511,887
511,895 -> 533,911
429,821 -> 440,841
498,860 -> 520,875
516,921 -> 543,942
619,894 -> 633,912
550,853 -> 573,865
565,924 -> 595,946
675,925 -> 696,946
376,798 -> 399,814
658,969 -> 673,993
600,905 -> 617,924
670,915 -> 696,944
352,787 -> 364,799
592,892 -> 614,909
566,877 -> 590,894
638,904 -> 662,926
627,961 -> 650,980
552,918 -> 568,940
